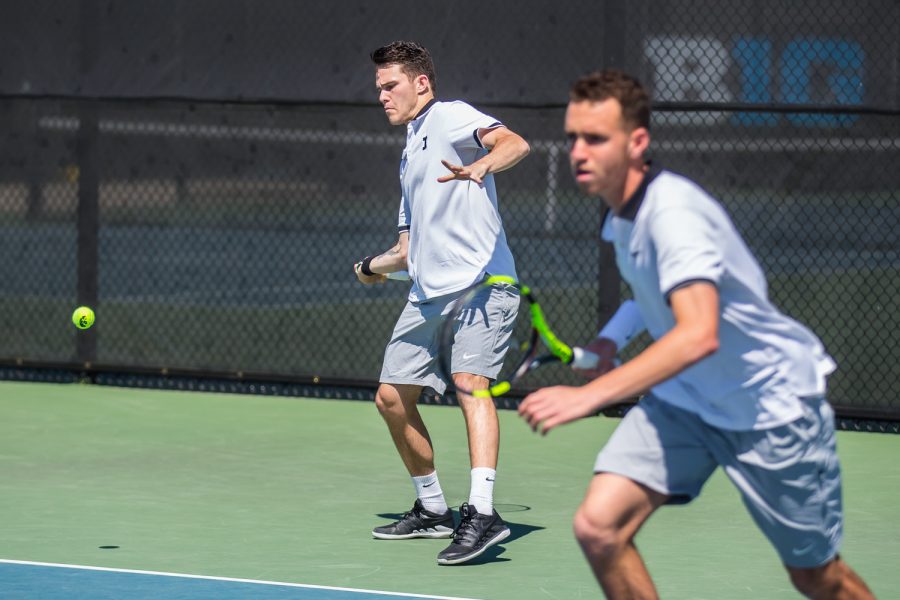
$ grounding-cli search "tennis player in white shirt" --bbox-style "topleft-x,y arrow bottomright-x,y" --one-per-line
355,41 -> 530,566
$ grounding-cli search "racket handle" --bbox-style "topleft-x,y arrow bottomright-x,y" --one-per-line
386,270 -> 411,281
570,346 -> 600,369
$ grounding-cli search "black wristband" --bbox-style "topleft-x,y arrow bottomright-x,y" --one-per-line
360,256 -> 375,276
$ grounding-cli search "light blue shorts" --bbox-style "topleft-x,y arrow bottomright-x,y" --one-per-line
380,282 -> 519,395
594,394 -> 843,568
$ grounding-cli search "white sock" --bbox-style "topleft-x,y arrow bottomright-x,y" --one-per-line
468,467 -> 496,515
412,471 -> 448,514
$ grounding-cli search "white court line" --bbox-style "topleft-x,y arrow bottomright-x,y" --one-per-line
0,559 -> 480,600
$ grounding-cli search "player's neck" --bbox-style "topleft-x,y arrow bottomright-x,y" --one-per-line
407,93 -> 436,123
610,164 -> 649,213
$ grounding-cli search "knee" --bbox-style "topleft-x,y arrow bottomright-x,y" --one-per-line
572,504 -> 624,560
787,563 -> 837,598
374,386 -> 402,417
452,373 -> 491,400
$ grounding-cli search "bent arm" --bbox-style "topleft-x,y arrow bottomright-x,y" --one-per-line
476,126 -> 531,174
519,282 -> 720,433
578,281 -> 720,412
437,126 -> 530,184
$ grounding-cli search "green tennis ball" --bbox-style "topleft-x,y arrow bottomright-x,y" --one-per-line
72,306 -> 95,330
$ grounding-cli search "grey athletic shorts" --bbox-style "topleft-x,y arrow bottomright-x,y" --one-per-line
380,281 -> 519,395
594,394 -> 843,568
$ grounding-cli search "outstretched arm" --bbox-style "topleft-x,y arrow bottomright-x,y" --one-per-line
573,300 -> 646,379
519,282 -> 720,434
354,231 -> 409,284
437,126 -> 530,184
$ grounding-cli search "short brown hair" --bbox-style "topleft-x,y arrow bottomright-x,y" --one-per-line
569,70 -> 650,131
371,41 -> 437,93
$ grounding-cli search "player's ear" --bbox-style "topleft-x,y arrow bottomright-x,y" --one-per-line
628,127 -> 650,161
415,74 -> 430,94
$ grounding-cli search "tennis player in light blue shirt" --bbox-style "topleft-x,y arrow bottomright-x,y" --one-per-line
519,70 -> 873,599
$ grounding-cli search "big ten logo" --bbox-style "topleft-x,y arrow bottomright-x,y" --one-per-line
644,36 -> 864,127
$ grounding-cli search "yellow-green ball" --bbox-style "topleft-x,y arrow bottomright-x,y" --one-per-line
72,306 -> 95,330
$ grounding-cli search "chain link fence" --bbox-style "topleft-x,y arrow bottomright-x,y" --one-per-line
0,1 -> 897,422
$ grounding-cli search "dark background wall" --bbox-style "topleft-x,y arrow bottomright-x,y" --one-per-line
3,0 -> 897,109
0,0 -> 897,420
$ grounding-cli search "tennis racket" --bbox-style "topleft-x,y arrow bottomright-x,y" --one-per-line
437,275 -> 599,398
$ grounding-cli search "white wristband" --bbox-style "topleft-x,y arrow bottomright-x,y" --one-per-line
597,300 -> 644,350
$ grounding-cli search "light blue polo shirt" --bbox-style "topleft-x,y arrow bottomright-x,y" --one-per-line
602,165 -> 836,430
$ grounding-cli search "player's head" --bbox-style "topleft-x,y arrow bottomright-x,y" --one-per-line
565,70 -> 651,201
371,41 -> 436,125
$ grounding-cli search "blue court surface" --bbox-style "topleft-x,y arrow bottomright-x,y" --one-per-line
0,560 -> 476,600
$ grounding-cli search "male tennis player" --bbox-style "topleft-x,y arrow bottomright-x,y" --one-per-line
353,41 -> 530,566
518,70 -> 873,599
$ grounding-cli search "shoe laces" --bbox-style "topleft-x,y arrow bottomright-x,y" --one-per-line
403,503 -> 425,521
450,503 -> 483,544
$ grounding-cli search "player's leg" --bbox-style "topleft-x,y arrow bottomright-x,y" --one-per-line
373,302 -> 455,540
449,281 -> 518,478
586,396 -> 718,596
711,396 -> 873,598
436,374 -> 510,565
573,473 -> 668,600
454,372 -> 499,472
436,282 -> 518,565
375,382 -> 434,476
786,556 -> 874,600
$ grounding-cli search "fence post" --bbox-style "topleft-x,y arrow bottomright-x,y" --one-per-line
75,106 -> 99,365
595,1 -> 627,330
75,0 -> 101,366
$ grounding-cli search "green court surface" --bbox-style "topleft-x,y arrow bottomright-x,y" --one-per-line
0,381 -> 897,599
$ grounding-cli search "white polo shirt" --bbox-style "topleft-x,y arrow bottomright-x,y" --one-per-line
602,165 -> 836,430
398,99 -> 517,301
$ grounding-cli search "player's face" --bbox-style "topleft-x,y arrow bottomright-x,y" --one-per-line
565,99 -> 638,201
375,64 -> 425,125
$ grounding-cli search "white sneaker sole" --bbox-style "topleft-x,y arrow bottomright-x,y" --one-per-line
372,528 -> 453,540
436,527 -> 511,565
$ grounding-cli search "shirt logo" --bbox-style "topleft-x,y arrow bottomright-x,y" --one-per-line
422,136 -> 428,150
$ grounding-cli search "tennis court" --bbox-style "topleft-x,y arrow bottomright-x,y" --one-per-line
1,380 -> 897,599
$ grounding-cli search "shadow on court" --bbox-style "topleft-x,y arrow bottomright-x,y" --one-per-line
374,504 -> 545,565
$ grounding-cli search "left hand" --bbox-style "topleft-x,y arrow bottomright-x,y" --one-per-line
573,338 -> 619,379
437,159 -> 489,184
518,385 -> 597,435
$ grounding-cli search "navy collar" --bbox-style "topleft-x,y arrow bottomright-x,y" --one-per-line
617,161 -> 661,222
412,98 -> 437,121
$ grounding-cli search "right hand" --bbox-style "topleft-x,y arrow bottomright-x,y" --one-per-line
354,261 -> 387,285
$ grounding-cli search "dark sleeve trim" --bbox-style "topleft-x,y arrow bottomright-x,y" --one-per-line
664,278 -> 717,305
473,122 -> 504,148
398,225 -> 410,232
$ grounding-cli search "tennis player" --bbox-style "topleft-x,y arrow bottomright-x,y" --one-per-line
518,70 -> 873,599
354,41 -> 530,566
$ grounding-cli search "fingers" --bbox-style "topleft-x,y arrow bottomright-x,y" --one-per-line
519,385 -> 594,435
518,388 -> 562,435
437,159 -> 484,184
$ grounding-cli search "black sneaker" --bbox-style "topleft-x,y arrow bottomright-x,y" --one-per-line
436,503 -> 511,565
372,499 -> 455,540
